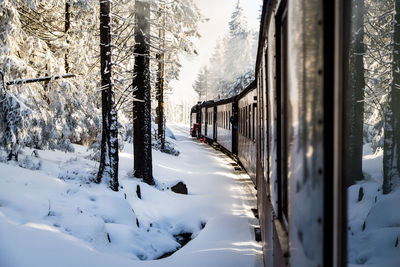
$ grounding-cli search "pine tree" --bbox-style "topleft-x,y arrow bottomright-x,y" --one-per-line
343,0 -> 365,187
229,0 -> 248,38
155,5 -> 166,151
95,0 -> 119,191
133,0 -> 154,185
383,0 -> 400,194
193,67 -> 209,101
64,0 -> 71,73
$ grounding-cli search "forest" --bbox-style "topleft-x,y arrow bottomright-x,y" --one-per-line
345,0 -> 400,265
0,0 -> 202,189
192,1 -> 258,101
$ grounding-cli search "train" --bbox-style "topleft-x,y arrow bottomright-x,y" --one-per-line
189,0 -> 357,266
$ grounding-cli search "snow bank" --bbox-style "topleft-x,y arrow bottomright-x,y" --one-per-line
348,144 -> 400,266
0,124 -> 262,267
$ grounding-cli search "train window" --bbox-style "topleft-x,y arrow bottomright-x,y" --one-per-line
224,111 -> 226,128
286,0 -> 329,263
224,111 -> 226,129
246,106 -> 248,138
248,105 -> 251,139
227,111 -> 229,130
245,107 -> 247,137
253,104 -> 256,142
226,111 -> 228,129
242,108 -> 245,136
225,111 -> 227,129
238,110 -> 240,133
241,108 -> 243,135
243,108 -> 245,135
341,1 -> 400,266
241,108 -> 244,135
228,111 -> 231,130
239,109 -> 241,134
240,109 -> 242,134
276,4 -> 288,222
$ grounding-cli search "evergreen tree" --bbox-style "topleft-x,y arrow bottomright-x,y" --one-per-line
343,0 -> 365,187
95,0 -> 119,191
132,0 -> 154,185
194,0 -> 256,100
193,67 -> 209,101
383,0 -> 400,194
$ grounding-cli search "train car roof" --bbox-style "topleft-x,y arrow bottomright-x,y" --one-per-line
190,105 -> 199,113
213,95 -> 236,106
199,100 -> 216,108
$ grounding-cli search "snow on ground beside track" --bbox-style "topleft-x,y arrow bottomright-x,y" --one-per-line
348,144 -> 400,267
0,123 -> 262,267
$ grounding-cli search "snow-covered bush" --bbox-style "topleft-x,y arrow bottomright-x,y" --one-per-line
0,0 -> 101,156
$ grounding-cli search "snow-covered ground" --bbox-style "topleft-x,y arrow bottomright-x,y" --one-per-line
0,123 -> 263,267
348,144 -> 400,267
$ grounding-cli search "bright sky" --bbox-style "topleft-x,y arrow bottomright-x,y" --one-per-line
168,0 -> 262,105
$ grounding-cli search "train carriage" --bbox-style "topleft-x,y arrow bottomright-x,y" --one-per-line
215,97 -> 235,153
190,104 -> 201,137
237,81 -> 257,185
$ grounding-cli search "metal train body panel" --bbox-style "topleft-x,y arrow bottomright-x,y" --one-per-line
237,85 -> 257,185
216,102 -> 234,152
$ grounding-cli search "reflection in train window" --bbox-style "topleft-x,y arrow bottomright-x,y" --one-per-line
344,1 -> 400,265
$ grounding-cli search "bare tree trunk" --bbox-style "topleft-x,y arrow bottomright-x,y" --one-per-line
383,0 -> 400,194
65,1 -> 71,73
344,0 -> 365,187
156,7 -> 166,151
96,0 -> 119,191
133,1 -> 154,185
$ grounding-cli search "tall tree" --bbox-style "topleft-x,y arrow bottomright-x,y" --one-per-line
383,0 -> 400,194
155,5 -> 166,151
343,0 -> 365,187
64,0 -> 71,73
133,0 -> 154,185
193,67 -> 209,101
95,0 -> 119,191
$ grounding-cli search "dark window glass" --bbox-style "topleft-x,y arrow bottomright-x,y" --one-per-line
277,6 -> 288,221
